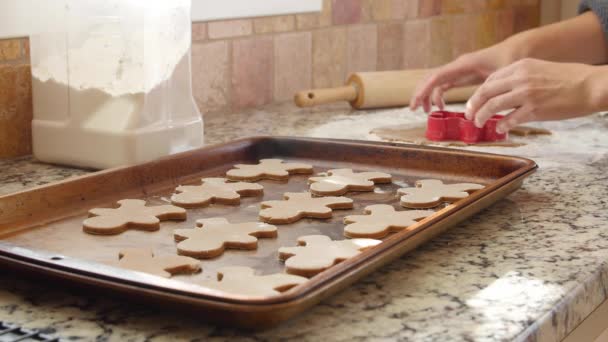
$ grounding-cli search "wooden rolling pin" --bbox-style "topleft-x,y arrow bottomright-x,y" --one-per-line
294,69 -> 476,109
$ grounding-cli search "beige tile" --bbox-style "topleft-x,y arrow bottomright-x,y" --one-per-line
404,0 -> 419,19
191,41 -> 230,113
274,32 -> 312,101
231,37 -> 274,109
441,0 -> 486,14
429,16 -> 453,66
347,24 -> 378,75
312,27 -> 347,88
208,19 -> 253,39
403,20 -> 430,68
378,23 -> 403,71
369,0 -> 393,21
451,14 -> 477,58
476,12 -> 497,49
192,23 -> 207,42
0,64 -> 33,158
296,0 -> 332,29
0,39 -> 22,61
254,16 -> 295,34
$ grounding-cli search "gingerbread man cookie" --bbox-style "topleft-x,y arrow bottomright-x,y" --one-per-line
398,179 -> 485,208
173,217 -> 278,258
308,169 -> 392,196
112,248 -> 200,278
259,192 -> 354,224
83,199 -> 186,235
171,177 -> 263,208
202,266 -> 307,297
226,159 -> 313,181
278,235 -> 381,277
343,204 -> 435,239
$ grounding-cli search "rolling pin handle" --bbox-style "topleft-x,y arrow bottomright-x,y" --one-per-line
294,85 -> 358,108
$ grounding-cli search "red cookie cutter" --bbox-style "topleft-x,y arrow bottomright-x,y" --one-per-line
426,111 -> 507,144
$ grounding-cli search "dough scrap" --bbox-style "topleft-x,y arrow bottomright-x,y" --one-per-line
173,217 -> 278,259
278,235 -> 381,277
171,177 -> 263,208
202,266 -> 307,297
343,204 -> 436,239
83,199 -> 186,235
308,168 -> 392,196
259,192 -> 354,224
398,179 -> 484,208
226,159 -> 313,181
112,248 -> 201,278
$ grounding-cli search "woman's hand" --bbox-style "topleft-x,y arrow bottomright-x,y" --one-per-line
464,58 -> 601,133
410,48 -> 511,112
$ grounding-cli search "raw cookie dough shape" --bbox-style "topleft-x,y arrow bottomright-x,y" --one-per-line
171,177 -> 263,208
112,248 -> 201,278
308,168 -> 392,196
259,192 -> 354,224
398,179 -> 485,208
226,159 -> 314,181
343,204 -> 436,239
278,235 -> 381,277
202,266 -> 307,297
173,217 -> 278,258
83,199 -> 187,235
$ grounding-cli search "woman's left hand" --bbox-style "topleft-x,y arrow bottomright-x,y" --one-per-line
464,58 -> 603,133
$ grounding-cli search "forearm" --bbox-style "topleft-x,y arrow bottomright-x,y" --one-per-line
587,65 -> 608,112
485,11 -> 608,67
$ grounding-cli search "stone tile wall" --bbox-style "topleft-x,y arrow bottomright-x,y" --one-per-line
0,0 -> 540,158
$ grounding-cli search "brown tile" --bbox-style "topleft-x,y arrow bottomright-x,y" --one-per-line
496,9 -> 515,42
404,0 -> 419,19
22,38 -> 30,60
476,12 -> 497,49
231,37 -> 273,109
369,0 -> 393,21
451,14 -> 477,58
312,27 -> 347,88
488,0 -> 507,10
418,0 -> 441,18
429,16 -> 452,66
208,19 -> 253,39
192,41 -> 230,113
347,24 -> 378,74
513,5 -> 541,33
0,39 -> 22,61
274,32 -> 312,101
192,23 -> 207,42
254,15 -> 295,34
403,20 -> 430,68
296,0 -> 332,29
378,23 -> 403,70
0,64 -> 33,158
332,0 -> 362,25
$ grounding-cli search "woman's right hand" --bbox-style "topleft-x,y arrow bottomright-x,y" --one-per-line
410,48 -> 510,113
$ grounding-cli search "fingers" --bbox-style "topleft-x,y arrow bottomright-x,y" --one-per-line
473,91 -> 523,128
410,61 -> 476,111
431,86 -> 447,110
465,78 -> 515,122
496,106 -> 534,133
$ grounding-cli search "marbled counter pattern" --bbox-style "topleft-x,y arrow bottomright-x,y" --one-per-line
1,103 -> 608,341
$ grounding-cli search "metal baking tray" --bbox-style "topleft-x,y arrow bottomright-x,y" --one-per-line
0,137 -> 537,329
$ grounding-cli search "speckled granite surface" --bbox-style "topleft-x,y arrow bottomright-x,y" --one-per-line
1,102 -> 608,341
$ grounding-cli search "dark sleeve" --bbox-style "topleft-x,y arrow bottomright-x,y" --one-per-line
580,0 -> 608,38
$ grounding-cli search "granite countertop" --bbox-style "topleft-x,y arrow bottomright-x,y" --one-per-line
1,102 -> 608,341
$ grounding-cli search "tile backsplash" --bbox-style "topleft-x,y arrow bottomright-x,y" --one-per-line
0,0 -> 540,159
